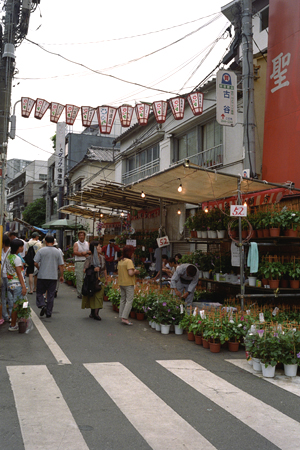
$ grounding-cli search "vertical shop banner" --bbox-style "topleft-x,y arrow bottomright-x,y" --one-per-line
262,0 -> 300,187
216,70 -> 237,126
54,122 -> 65,187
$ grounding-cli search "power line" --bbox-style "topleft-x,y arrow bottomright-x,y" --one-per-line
32,12 -> 221,46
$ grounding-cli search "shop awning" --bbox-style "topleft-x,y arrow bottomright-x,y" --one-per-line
58,204 -> 119,219
42,218 -> 77,229
127,163 -> 300,204
66,180 -> 179,211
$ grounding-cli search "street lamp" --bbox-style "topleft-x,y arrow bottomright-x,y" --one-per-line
81,106 -> 95,127
65,104 -> 80,125
118,104 -> 134,127
96,105 -> 117,134
135,103 -> 150,126
50,102 -> 65,123
34,98 -> 50,120
152,100 -> 168,123
169,96 -> 185,120
187,92 -> 204,116
21,97 -> 35,118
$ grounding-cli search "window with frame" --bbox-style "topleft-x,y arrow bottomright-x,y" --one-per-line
260,6 -> 269,31
173,119 -> 223,168
39,173 -> 47,181
122,143 -> 160,184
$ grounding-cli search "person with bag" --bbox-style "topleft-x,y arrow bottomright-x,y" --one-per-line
81,240 -> 107,321
25,232 -> 42,294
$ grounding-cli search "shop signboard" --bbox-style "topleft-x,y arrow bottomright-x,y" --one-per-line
216,70 -> 237,127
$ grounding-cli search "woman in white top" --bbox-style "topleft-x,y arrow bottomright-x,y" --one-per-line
1,234 -> 12,323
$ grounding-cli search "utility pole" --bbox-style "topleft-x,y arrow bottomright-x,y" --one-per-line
242,0 -> 256,178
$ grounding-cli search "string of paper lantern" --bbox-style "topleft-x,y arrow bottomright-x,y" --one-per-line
20,91 -> 204,133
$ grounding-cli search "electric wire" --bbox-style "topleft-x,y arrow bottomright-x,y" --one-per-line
34,12 -> 221,46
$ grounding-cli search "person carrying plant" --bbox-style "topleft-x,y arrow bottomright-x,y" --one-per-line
170,263 -> 200,308
117,245 -> 139,325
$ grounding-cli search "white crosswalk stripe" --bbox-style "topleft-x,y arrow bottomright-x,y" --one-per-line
84,361 -> 217,450
157,359 -> 300,450
7,365 -> 88,450
6,360 -> 300,450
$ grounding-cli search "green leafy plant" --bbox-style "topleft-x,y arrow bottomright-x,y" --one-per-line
13,297 -> 32,320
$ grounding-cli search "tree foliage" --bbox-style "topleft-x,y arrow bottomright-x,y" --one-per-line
22,198 -> 46,227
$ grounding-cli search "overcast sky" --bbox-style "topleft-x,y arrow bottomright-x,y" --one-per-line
7,0 -> 231,162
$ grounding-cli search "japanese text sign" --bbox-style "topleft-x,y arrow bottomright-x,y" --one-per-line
216,70 -> 237,127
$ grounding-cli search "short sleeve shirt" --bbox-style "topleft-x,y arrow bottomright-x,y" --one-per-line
6,254 -> 23,285
117,258 -> 135,286
34,246 -> 64,280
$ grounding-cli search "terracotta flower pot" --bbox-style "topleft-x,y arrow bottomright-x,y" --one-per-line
241,230 -> 248,239
136,312 -> 145,321
18,321 -> 27,334
280,279 -> 289,288
250,229 -> 257,239
262,278 -> 268,286
269,227 -> 280,237
195,334 -> 202,345
263,229 -> 270,237
290,279 -> 300,289
286,229 -> 298,237
257,229 -> 264,238
103,295 -> 109,302
188,332 -> 195,341
228,341 -> 240,352
202,338 -> 209,349
130,311 -> 136,319
269,279 -> 280,289
210,342 -> 221,353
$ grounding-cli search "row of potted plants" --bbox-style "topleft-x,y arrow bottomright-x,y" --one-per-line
185,206 -> 300,239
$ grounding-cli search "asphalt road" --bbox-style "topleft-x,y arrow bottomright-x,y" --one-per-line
1,281 -> 299,450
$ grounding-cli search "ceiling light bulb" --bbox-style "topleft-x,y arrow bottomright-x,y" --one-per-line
177,209 -> 181,215
141,191 -> 145,198
243,201 -> 247,207
178,184 -> 182,193
204,207 -> 208,213
100,213 -> 103,218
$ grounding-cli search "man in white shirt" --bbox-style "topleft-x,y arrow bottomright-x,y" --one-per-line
73,230 -> 90,298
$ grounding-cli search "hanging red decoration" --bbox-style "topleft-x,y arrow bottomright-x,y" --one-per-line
65,104 -> 80,125
169,96 -> 185,120
118,104 -> 134,127
152,101 -> 168,123
21,97 -> 35,118
187,92 -> 204,116
135,103 -> 150,126
81,106 -> 95,127
96,105 -> 117,134
34,98 -> 50,120
50,102 -> 65,123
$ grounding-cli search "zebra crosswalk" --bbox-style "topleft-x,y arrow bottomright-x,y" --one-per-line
6,359 -> 300,450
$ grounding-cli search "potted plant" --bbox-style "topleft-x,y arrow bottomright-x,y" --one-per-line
108,288 -> 121,312
259,260 -> 284,289
268,208 -> 281,236
13,297 -> 32,333
255,328 -> 282,377
279,209 -> 300,236
287,260 -> 300,289
279,329 -> 300,376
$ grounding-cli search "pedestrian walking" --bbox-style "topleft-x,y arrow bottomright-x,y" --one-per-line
73,230 -> 90,299
1,234 -> 13,323
81,240 -> 107,321
117,245 -> 139,326
5,239 -> 27,331
25,231 -> 42,294
34,234 -> 64,318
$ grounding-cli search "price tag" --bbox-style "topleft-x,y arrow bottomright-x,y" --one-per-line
259,312 -> 265,322
230,205 -> 247,217
156,236 -> 170,248
126,239 -> 136,247
180,304 -> 184,314
23,302 -> 28,308
200,310 -> 206,319
272,307 -> 279,316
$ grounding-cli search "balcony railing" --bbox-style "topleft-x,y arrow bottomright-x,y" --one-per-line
122,158 -> 160,184
178,144 -> 223,169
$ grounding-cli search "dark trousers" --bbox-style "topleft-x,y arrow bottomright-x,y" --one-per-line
106,260 -> 116,274
36,279 -> 57,315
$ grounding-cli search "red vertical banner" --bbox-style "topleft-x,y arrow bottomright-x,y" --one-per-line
262,0 -> 300,187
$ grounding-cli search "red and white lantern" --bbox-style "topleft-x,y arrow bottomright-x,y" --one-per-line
50,102 -> 65,123
96,105 -> 117,134
118,104 -> 134,127
65,104 -> 80,125
135,103 -> 150,126
21,97 -> 35,118
169,96 -> 185,120
187,92 -> 204,116
34,98 -> 50,120
81,106 -> 95,127
152,101 -> 168,123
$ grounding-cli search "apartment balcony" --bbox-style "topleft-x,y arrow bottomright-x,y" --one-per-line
122,158 -> 160,184
178,144 -> 223,169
